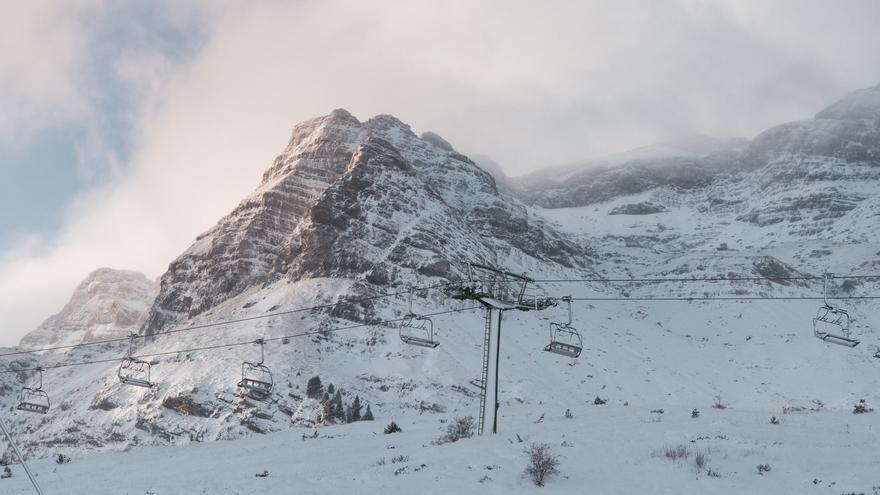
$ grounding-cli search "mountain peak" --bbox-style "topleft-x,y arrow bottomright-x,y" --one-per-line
815,82 -> 880,121
19,268 -> 157,349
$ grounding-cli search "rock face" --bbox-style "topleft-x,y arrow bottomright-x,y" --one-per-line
19,268 -> 158,350
143,110 -> 589,334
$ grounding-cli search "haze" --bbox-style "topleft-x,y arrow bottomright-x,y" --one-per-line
1,0 -> 879,345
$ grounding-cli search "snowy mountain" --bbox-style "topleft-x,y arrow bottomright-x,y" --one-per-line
2,85 -> 880,493
142,109 -> 589,336
18,268 -> 157,351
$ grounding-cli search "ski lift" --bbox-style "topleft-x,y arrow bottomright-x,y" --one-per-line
813,273 -> 859,348
16,367 -> 49,415
238,339 -> 273,401
399,288 -> 439,348
118,333 -> 154,388
445,262 -> 555,311
544,296 -> 582,358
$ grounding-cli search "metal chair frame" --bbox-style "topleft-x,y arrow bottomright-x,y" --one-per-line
238,339 -> 273,400
118,333 -> 154,388
17,367 -> 50,415
813,273 -> 859,348
544,296 -> 583,358
399,288 -> 440,348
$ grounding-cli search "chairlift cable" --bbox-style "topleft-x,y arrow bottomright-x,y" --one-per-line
0,306 -> 483,375
0,281 -> 461,359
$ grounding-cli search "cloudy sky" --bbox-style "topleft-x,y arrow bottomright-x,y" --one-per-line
1,0 -> 879,345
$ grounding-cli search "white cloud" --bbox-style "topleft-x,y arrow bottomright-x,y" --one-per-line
1,0 -> 879,345
0,1 -> 104,148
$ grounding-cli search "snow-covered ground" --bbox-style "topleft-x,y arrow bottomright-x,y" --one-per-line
3,389 -> 878,494
3,295 -> 879,493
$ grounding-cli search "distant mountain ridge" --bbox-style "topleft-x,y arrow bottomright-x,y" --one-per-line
511,84 -> 880,209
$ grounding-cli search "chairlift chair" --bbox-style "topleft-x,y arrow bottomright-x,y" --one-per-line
118,333 -> 154,388
813,273 -> 859,348
16,367 -> 50,415
399,288 -> 440,348
238,339 -> 273,401
544,296 -> 583,358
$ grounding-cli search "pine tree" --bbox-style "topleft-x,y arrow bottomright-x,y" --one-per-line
322,392 -> 330,403
363,404 -> 374,421
322,399 -> 333,423
350,395 -> 362,422
306,376 -> 323,399
327,383 -> 335,395
332,390 -> 344,420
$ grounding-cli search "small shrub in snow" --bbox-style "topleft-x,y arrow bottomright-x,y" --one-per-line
757,463 -> 771,475
694,452 -> 708,472
770,415 -> 780,425
564,408 -> 573,419
853,399 -> 874,414
435,416 -> 475,444
1,466 -> 10,479
593,396 -> 607,405
655,444 -> 690,462
384,421 -> 402,434
391,455 -> 409,464
255,470 -> 269,478
712,395 -> 727,410
55,453 -> 71,464
524,443 -> 560,487
691,408 -> 700,418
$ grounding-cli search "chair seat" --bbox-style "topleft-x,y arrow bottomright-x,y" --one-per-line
400,336 -> 440,348
544,342 -> 582,358
818,333 -> 860,348
121,377 -> 153,388
17,402 -> 49,414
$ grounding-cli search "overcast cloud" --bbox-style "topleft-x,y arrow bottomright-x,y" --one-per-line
1,0 -> 879,345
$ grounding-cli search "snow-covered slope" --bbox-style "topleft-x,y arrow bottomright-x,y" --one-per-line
1,85 -> 880,493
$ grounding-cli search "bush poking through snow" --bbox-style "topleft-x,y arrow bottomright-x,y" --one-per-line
694,452 -> 708,472
435,416 -> 475,444
853,399 -> 874,414
712,395 -> 727,410
56,453 -> 71,464
384,421 -> 402,434
593,396 -> 607,405
255,470 -> 269,478
770,415 -> 780,425
655,444 -> 690,462
1,465 -> 11,479
524,443 -> 560,487
757,463 -> 771,475
691,408 -> 700,418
